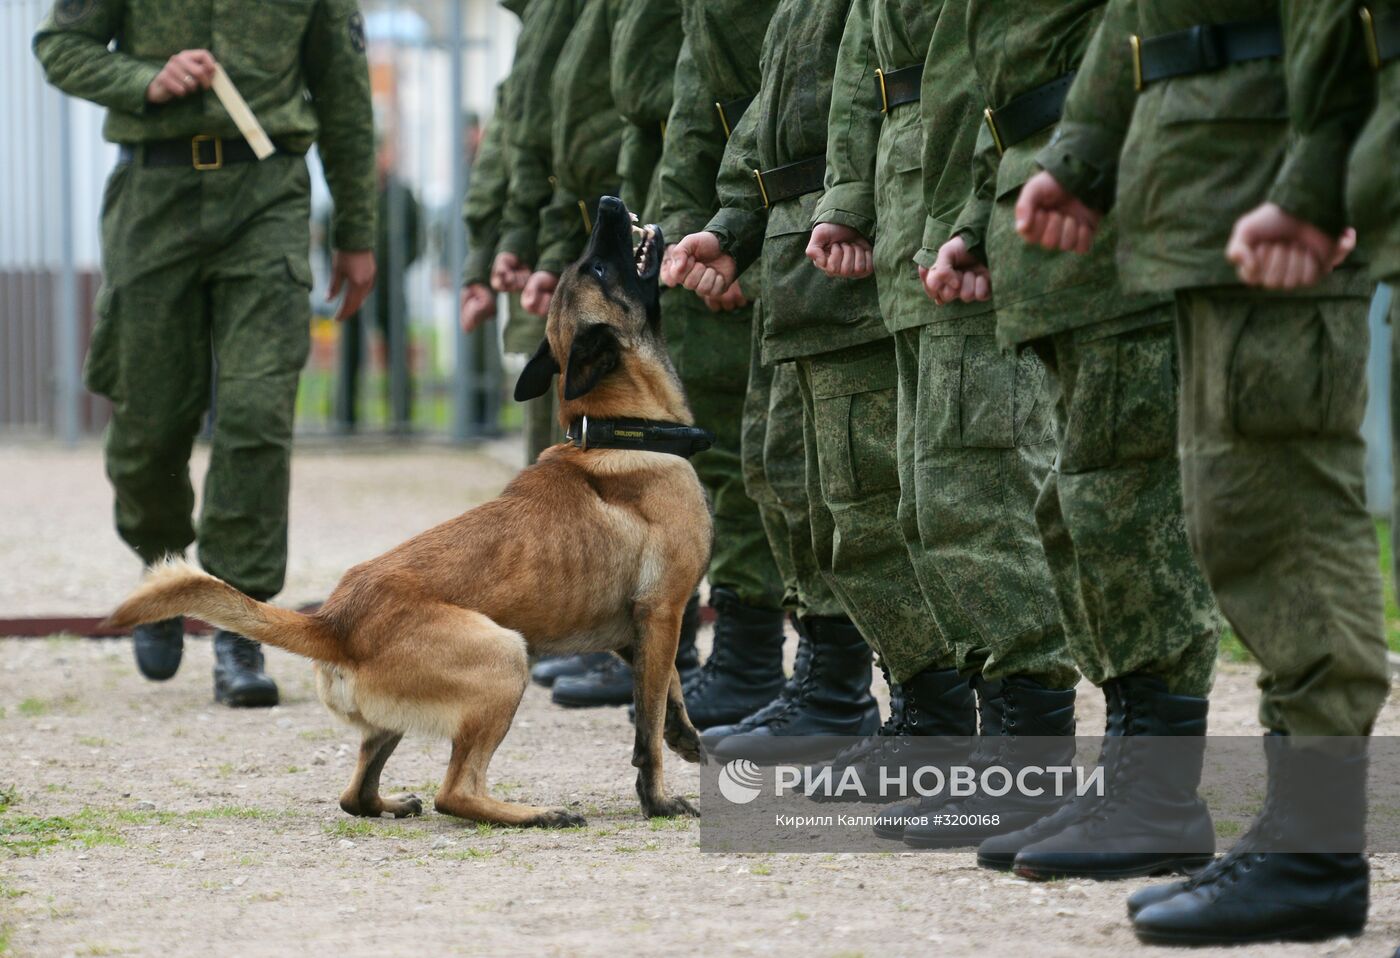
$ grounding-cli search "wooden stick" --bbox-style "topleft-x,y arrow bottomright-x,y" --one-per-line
211,64 -> 275,160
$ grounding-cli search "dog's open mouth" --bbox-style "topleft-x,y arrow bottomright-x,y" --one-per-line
630,212 -> 659,278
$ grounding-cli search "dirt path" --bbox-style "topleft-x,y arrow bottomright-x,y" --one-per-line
2,441 -> 1398,957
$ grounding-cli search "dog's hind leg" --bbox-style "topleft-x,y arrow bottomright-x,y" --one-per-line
631,601 -> 700,819
339,729 -> 423,819
663,668 -> 704,764
429,609 -> 585,829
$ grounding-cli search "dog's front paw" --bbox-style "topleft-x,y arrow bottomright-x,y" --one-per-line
665,726 -> 706,764
528,807 -> 587,829
643,795 -> 700,819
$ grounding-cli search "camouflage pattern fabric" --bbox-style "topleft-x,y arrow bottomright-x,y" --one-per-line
1175,288 -> 1389,735
891,320 -> 1078,689
1031,313 -> 1221,697
795,340 -> 959,684
82,155 -> 318,600
1346,0 -> 1400,283
34,0 -> 376,250
742,307 -> 845,618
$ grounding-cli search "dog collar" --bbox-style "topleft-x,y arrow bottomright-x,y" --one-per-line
566,416 -> 714,459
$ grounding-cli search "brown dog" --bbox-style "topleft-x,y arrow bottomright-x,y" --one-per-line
106,197 -> 712,827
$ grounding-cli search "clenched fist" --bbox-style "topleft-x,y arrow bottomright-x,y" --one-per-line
806,223 -> 873,279
1014,171 -> 1102,254
459,283 -> 497,332
1226,202 -> 1356,290
146,49 -> 217,104
922,235 -> 991,305
661,233 -> 737,298
491,252 -> 532,293
522,270 -> 558,317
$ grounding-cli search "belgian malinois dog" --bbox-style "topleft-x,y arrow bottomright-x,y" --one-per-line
107,197 -> 712,827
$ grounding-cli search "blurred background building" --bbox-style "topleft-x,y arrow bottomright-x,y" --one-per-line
1,0 -> 518,444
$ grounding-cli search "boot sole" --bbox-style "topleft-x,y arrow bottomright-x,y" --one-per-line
975,853 -> 1015,871
1014,854 -> 1214,883
215,688 -> 279,708
1133,921 -> 1363,947
550,696 -> 631,708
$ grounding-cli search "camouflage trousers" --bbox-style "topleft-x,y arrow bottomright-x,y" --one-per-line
662,286 -> 784,610
86,153 -> 315,600
503,293 -> 559,467
741,305 -> 845,619
1176,287 -> 1390,736
893,318 -> 1076,689
1029,310 -> 1220,698
797,339 -> 956,683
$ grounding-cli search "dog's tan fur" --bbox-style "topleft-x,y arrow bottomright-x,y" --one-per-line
106,215 -> 711,828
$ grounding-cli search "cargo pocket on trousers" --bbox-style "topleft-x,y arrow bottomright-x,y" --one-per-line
815,384 -> 900,506
1229,299 -> 1368,439
83,286 -> 121,400
926,334 -> 1048,449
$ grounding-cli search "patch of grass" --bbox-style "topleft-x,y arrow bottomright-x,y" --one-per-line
0,877 -> 23,900
0,787 -> 17,814
77,736 -> 109,748
297,728 -> 337,742
1377,520 -> 1400,652
0,924 -> 11,956
647,816 -> 692,831
1218,629 -> 1252,664
1216,820 -> 1244,838
751,863 -> 772,876
0,808 -> 127,857
325,819 -> 427,840
441,847 -> 493,861
16,699 -> 46,718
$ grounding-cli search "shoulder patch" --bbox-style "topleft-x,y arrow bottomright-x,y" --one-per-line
348,11 -> 366,53
55,0 -> 94,25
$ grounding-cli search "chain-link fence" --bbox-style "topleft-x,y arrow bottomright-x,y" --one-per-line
0,0 -> 517,444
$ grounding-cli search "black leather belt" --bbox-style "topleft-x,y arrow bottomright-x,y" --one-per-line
118,135 -> 278,170
983,72 -> 1076,155
1132,18 -> 1283,90
752,155 -> 826,208
1362,7 -> 1400,68
715,95 -> 755,139
566,416 -> 714,459
875,63 -> 923,112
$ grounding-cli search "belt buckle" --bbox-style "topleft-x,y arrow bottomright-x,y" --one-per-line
191,134 -> 223,171
982,107 -> 1005,156
715,101 -> 733,139
1361,7 -> 1382,70
875,68 -> 889,113
1130,35 -> 1145,91
752,168 -> 770,209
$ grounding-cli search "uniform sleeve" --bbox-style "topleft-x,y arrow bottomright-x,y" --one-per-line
1267,0 -> 1374,235
811,0 -> 879,239
304,0 -> 376,251
947,120 -> 998,265
462,106 -> 510,286
1034,0 -> 1137,213
656,36 -> 726,242
32,0 -> 161,115
705,98 -> 767,274
535,184 -> 589,276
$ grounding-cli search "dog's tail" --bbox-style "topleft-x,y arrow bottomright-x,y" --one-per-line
104,560 -> 344,665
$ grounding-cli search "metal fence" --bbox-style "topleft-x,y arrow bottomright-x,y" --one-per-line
0,0 -> 517,443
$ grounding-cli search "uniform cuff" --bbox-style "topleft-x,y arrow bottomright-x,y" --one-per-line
496,228 -> 539,268
706,208 -> 766,275
330,219 -> 373,252
812,183 -> 876,238
1268,132 -> 1351,237
1035,123 -> 1118,213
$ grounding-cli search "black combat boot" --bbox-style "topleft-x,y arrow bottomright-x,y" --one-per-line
1008,674 -> 1213,880
530,652 -> 614,687
809,664 -> 976,804
133,616 -> 185,681
698,618 -> 812,739
899,675 -> 1076,848
551,654 -> 633,707
212,630 -> 279,708
705,615 -> 879,765
1132,734 -> 1370,945
682,587 -> 786,730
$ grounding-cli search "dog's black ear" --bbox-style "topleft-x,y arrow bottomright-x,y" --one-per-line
563,323 -> 622,400
514,338 -> 560,401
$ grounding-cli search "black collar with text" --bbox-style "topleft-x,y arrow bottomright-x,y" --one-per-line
565,416 -> 714,459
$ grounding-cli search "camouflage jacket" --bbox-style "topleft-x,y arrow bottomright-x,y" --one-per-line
497,0 -> 579,267
1040,0 -> 1374,294
611,0 -> 684,220
814,0 -> 991,333
951,0 -> 1165,345
707,0 -> 887,363
462,86 -> 511,289
655,0 -> 779,242
1346,0 -> 1400,282
33,0 -> 376,250
536,0 -> 626,275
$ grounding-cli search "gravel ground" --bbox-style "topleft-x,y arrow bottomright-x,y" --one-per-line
1,439 -> 1398,958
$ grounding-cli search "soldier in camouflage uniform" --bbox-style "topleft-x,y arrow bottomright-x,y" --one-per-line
669,0 -> 982,764
34,0 -> 376,708
460,4 -> 557,470
1017,0 -> 1388,943
610,0 -> 790,729
798,0 -> 1080,819
910,0 -> 1224,870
